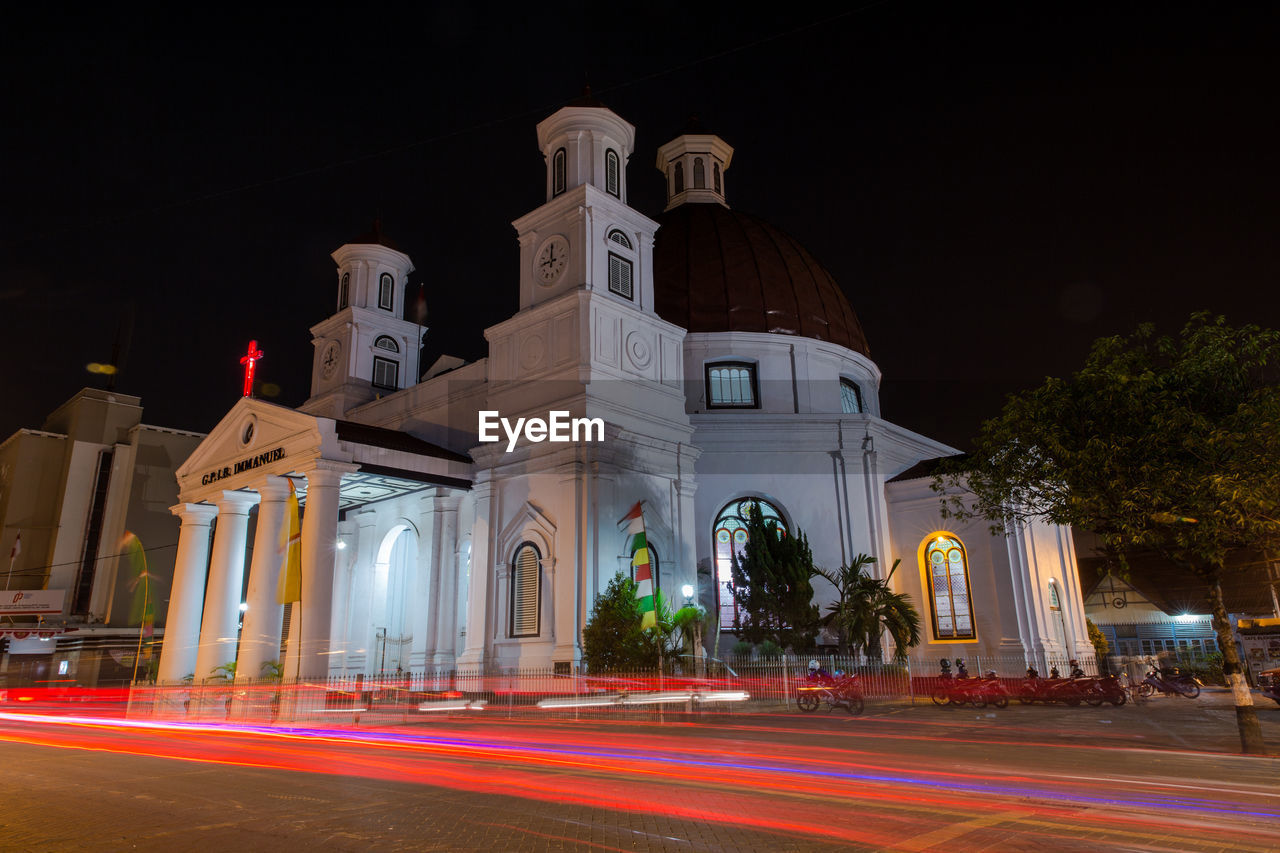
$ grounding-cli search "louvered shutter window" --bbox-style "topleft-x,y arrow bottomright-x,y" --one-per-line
605,149 -> 619,197
553,149 -> 566,196
511,544 -> 541,636
378,273 -> 394,311
608,254 -> 633,300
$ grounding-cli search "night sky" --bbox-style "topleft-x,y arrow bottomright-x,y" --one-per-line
4,5 -> 1277,451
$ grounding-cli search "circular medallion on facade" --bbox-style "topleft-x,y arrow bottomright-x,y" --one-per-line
625,330 -> 653,369
519,334 -> 546,370
240,415 -> 257,447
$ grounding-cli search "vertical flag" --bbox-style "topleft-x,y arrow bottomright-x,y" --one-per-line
619,502 -> 656,629
122,531 -> 154,636
276,479 -> 302,604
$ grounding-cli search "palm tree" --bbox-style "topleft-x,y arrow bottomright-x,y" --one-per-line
814,554 -> 921,661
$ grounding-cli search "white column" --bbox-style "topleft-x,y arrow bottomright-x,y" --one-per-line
157,503 -> 218,684
458,479 -> 493,666
235,476 -> 290,683
344,509 -> 378,674
429,494 -> 460,667
289,462 -> 354,680
195,490 -> 259,682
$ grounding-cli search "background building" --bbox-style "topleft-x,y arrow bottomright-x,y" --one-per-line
0,388 -> 203,687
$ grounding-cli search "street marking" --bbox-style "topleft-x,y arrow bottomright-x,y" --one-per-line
894,811 -> 1017,851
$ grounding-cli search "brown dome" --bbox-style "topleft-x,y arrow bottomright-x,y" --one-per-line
653,204 -> 870,356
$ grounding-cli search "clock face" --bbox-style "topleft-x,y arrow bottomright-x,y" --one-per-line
535,236 -> 569,285
320,340 -> 341,379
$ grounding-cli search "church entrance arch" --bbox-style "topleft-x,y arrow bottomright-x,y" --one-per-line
373,523 -> 418,674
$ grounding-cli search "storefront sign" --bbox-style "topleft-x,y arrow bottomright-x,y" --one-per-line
1,589 -> 66,616
201,446 -> 286,485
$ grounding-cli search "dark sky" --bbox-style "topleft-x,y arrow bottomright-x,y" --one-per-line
3,4 -> 1277,450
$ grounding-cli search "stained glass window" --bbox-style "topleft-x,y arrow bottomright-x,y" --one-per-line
924,535 -> 975,639
713,498 -> 787,631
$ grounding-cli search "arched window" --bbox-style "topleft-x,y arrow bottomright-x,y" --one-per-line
553,148 -> 567,197
1048,580 -> 1068,649
631,541 -> 658,588
374,335 -> 399,353
339,272 -> 350,310
713,162 -> 722,194
607,229 -> 632,249
674,162 -> 684,194
713,498 -> 787,631
605,148 -> 620,197
378,273 -> 394,311
693,157 -> 706,189
924,535 -> 976,640
510,542 -> 542,637
840,378 -> 864,414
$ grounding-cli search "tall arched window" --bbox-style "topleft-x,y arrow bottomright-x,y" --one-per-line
553,148 -> 567,197
339,272 -> 350,310
693,157 -> 706,189
378,273 -> 394,311
674,162 -> 684,194
1048,580 -> 1068,649
924,535 -> 976,640
713,162 -> 722,194
510,542 -> 542,637
713,498 -> 787,631
605,148 -> 620,197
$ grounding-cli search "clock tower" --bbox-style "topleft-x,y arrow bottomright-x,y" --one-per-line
301,221 -> 423,419
511,89 -> 660,314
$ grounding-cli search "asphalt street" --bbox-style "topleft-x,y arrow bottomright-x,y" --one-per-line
1,691 -> 1277,852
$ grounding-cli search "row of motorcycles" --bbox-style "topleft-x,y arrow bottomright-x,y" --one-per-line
932,659 -> 1204,709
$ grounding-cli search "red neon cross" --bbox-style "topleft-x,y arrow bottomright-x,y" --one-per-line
240,340 -> 264,398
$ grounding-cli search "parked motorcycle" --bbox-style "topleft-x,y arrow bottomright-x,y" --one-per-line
797,671 -> 864,715
1139,665 -> 1202,699
931,664 -> 1008,708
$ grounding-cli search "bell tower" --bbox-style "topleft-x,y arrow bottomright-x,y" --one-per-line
511,89 -> 659,314
301,221 -> 423,419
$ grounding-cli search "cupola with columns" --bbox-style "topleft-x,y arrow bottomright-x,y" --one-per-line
655,117 -> 734,211
301,221 -> 424,418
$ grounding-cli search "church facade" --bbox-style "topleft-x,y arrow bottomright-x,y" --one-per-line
157,98 -> 1093,684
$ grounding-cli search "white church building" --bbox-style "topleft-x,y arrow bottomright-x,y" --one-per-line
157,95 -> 1093,684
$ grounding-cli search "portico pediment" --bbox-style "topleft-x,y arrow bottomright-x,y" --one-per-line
176,398 -> 327,502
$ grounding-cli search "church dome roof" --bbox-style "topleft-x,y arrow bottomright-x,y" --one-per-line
652,204 -> 870,356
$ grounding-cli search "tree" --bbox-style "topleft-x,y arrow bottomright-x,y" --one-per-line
730,503 -> 820,652
936,314 -> 1280,754
582,574 -> 661,671
1086,619 -> 1109,660
815,554 -> 922,661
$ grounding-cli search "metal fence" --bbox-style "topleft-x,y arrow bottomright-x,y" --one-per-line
125,651 -> 1134,725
